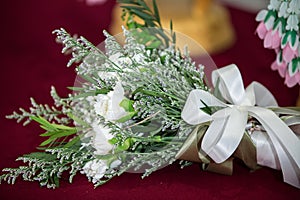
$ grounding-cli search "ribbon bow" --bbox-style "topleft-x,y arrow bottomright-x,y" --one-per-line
180,64 -> 300,188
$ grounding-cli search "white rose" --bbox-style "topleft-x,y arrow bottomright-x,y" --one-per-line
81,159 -> 107,183
91,122 -> 114,155
94,82 -> 127,121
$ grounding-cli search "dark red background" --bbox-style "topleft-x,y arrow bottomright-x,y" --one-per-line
0,1 -> 299,199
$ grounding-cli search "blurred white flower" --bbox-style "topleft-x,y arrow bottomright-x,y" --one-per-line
278,1 -> 289,18
268,0 -> 281,11
286,14 -> 299,31
82,159 -> 107,183
94,82 -> 127,121
287,0 -> 300,14
255,9 -> 268,22
110,159 -> 122,168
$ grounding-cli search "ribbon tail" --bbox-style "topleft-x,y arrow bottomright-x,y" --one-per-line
201,107 -> 248,163
175,125 -> 234,175
251,131 -> 281,170
175,125 -> 209,163
234,133 -> 258,170
271,135 -> 300,188
203,158 -> 234,175
270,107 -> 300,115
249,107 -> 300,188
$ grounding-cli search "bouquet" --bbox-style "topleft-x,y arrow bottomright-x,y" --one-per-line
1,0 -> 300,189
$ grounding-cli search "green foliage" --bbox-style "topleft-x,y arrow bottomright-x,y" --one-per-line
119,0 -> 162,28
2,0 -> 208,189
6,87 -> 71,126
119,0 -> 176,48
53,28 -> 100,67
0,145 -> 93,189
31,116 -> 78,148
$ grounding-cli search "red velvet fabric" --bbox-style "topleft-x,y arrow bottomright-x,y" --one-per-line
0,1 -> 299,199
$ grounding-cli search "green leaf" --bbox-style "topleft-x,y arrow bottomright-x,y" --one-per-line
40,129 -> 77,147
290,30 -> 297,47
273,17 -> 286,34
116,112 -> 137,123
67,113 -> 90,127
72,92 -> 97,99
119,98 -> 135,112
40,138 -> 56,147
67,86 -> 84,91
50,129 -> 77,139
80,74 -> 98,85
140,89 -> 163,97
108,137 -> 118,145
117,138 -> 132,151
290,58 -> 299,75
152,0 -> 161,26
40,131 -> 55,137
31,116 -> 56,131
132,86 -> 144,96
264,10 -> 276,23
170,20 -> 176,44
200,100 -> 212,115
131,123 -> 162,135
23,152 -> 57,161
51,123 -> 75,130
281,32 -> 289,47
278,50 -> 283,62
64,136 -> 81,148
53,176 -> 60,188
130,9 -> 153,20
40,131 -> 73,147
137,0 -> 151,11
120,5 -> 142,11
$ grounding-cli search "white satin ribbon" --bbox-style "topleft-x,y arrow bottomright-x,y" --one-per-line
181,64 -> 300,188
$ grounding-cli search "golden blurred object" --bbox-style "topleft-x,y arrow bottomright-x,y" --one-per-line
110,0 -> 235,55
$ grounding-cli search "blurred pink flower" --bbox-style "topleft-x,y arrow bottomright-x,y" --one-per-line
271,30 -> 281,49
284,71 -> 300,87
83,0 -> 107,6
256,22 -> 268,40
282,43 -> 298,63
271,60 -> 287,77
264,30 -> 281,49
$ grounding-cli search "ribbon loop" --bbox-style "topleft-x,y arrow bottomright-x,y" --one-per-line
202,107 -> 248,163
180,64 -> 300,188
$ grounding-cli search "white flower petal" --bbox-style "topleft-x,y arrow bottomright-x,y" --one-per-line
286,14 -> 299,31
278,1 -> 289,18
256,10 -> 268,22
110,159 -> 122,168
287,0 -> 300,14
91,122 -> 114,155
82,160 -> 108,183
265,15 -> 275,30
93,82 -> 127,121
268,0 -> 281,11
